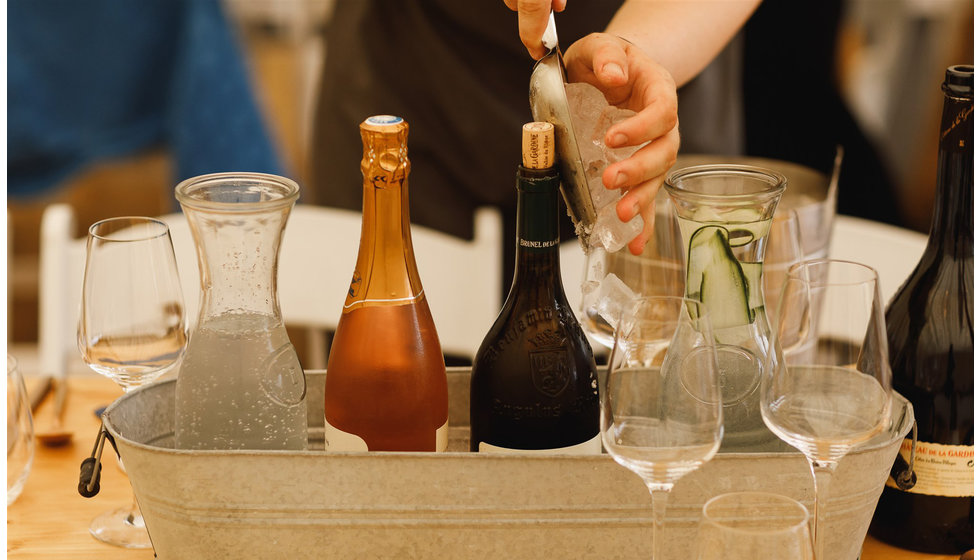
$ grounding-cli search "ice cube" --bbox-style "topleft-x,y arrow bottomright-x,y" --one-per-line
566,83 -> 639,169
592,104 -> 639,164
582,279 -> 600,296
589,175 -> 620,209
566,81 -> 648,250
594,273 -> 638,328
591,202 -> 643,253
566,82 -> 609,137
586,248 -> 607,283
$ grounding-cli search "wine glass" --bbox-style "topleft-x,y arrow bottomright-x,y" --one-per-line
763,209 -> 805,320
7,355 -> 34,506
602,296 -> 723,559
581,191 -> 685,349
696,492 -> 814,560
761,259 -> 891,560
77,217 -> 187,548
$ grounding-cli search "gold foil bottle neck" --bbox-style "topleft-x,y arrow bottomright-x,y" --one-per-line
522,122 -> 555,170
360,115 -> 410,184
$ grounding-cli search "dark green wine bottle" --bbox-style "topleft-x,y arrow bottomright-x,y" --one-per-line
868,65 -> 974,554
469,122 -> 600,453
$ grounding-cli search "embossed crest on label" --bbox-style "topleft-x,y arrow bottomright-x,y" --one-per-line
529,345 -> 572,397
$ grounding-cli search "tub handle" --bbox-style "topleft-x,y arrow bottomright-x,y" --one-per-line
78,422 -> 114,498
889,420 -> 917,491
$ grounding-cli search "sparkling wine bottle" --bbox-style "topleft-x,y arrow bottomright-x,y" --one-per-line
868,65 -> 974,554
469,122 -> 600,453
324,115 -> 449,452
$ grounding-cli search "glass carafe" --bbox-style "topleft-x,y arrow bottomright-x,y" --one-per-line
174,172 -> 307,450
664,165 -> 786,450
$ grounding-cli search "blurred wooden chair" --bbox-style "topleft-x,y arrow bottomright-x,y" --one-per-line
37,203 -> 503,377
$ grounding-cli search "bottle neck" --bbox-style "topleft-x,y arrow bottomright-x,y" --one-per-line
347,172 -> 423,308
509,167 -> 562,292
927,92 -> 973,257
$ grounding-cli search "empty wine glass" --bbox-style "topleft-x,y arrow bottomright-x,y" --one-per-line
763,209 -> 805,320
696,492 -> 814,560
761,259 -> 891,560
581,191 -> 685,348
78,217 -> 187,548
602,296 -> 723,559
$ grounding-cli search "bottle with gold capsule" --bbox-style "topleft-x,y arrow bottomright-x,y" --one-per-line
469,122 -> 601,453
324,115 -> 449,452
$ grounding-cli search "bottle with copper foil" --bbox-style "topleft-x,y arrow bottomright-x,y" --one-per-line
324,115 -> 449,452
469,122 -> 600,453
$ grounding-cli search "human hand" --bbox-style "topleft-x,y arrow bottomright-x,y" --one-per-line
565,33 -> 679,255
502,0 -> 567,60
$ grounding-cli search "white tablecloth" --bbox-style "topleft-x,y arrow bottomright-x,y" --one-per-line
829,214 -> 928,303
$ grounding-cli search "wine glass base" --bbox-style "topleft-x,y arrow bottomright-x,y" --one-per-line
89,507 -> 153,549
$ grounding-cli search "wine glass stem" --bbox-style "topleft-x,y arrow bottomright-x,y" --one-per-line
647,485 -> 671,560
125,491 -> 144,527
809,461 -> 837,560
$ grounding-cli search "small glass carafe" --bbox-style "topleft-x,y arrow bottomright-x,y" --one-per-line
664,165 -> 786,450
174,172 -> 307,450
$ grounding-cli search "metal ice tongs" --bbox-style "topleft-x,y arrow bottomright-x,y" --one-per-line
528,13 -> 596,247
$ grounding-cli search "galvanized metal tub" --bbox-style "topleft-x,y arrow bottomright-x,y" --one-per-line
104,368 -> 911,560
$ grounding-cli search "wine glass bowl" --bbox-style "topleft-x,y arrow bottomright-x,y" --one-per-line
761,259 -> 891,560
580,191 -> 685,348
763,209 -> 806,322
78,217 -> 187,390
7,355 -> 34,506
696,492 -> 814,560
77,216 -> 187,548
602,296 -> 723,558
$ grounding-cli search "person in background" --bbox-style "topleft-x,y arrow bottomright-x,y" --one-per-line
511,0 -> 904,226
312,0 -> 901,294
8,0 -> 284,201
312,0 -> 758,290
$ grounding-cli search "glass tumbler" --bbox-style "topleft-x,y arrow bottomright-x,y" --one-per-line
7,355 -> 34,506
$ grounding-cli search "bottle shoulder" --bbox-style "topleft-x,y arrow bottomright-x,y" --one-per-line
473,295 -> 595,374
887,254 -> 973,332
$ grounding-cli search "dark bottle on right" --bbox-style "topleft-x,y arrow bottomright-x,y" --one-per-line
868,65 -> 974,554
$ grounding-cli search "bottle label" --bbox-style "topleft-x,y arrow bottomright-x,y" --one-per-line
324,419 -> 448,452
324,420 -> 369,451
519,237 -> 559,249
886,439 -> 974,497
477,433 -> 601,454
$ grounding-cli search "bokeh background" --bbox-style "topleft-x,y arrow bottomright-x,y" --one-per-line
6,0 -> 973,344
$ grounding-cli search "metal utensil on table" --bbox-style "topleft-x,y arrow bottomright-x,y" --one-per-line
29,375 -> 53,413
35,377 -> 73,447
529,12 -> 596,246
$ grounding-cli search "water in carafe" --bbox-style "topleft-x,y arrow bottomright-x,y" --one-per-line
174,173 -> 308,450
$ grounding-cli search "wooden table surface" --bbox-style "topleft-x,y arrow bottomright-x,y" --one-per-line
6,373 -> 964,560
